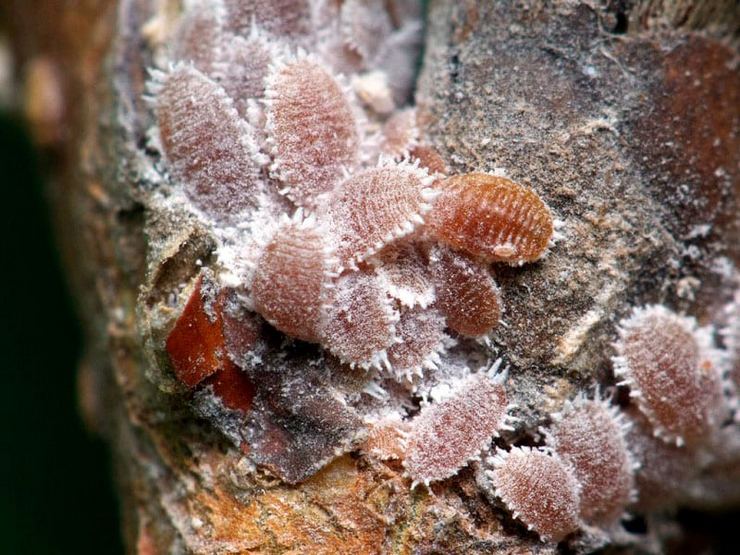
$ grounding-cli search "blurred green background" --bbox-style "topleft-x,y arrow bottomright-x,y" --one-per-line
0,112 -> 123,554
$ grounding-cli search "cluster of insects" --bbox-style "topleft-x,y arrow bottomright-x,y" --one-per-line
144,0 -> 740,547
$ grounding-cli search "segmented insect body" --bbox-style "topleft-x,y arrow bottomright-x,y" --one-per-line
154,64 -> 262,221
222,0 -> 313,41
547,397 -> 635,526
362,412 -> 409,461
429,173 -> 554,264
327,163 -> 436,268
251,215 -> 334,342
320,270 -> 398,369
404,372 -> 510,485
171,7 -> 222,75
387,307 -> 447,381
377,243 -> 435,308
430,246 -> 501,337
213,32 -> 275,120
623,409 -> 701,511
266,57 -> 360,207
614,305 -> 724,447
487,447 -> 582,543
409,145 -> 448,176
381,107 -> 418,158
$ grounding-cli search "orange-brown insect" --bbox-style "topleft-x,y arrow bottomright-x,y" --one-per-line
428,173 -> 553,264
430,246 -> 501,337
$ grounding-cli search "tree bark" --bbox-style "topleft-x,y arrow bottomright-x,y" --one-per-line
3,0 -> 738,553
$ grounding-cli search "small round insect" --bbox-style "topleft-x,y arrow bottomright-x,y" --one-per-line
430,246 -> 502,337
320,270 -> 398,369
251,212 -> 335,343
327,161 -> 436,268
546,396 -> 636,526
153,64 -> 263,222
404,369 -> 511,486
428,173 -> 554,264
387,307 -> 448,382
487,447 -> 582,543
265,55 -> 361,208
613,305 -> 724,447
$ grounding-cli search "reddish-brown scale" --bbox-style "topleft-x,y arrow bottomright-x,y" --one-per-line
380,107 -> 418,158
251,216 -> 333,343
428,173 -> 554,264
165,277 -> 226,387
623,408 -> 701,512
155,65 -> 262,221
409,145 -> 448,176
430,246 -> 501,337
222,0 -> 313,41
548,398 -> 635,526
214,32 -> 274,120
404,372 -> 509,485
328,163 -> 434,268
320,270 -> 397,369
614,305 -> 724,447
387,307 -> 446,380
171,8 -> 221,75
377,243 -> 435,308
266,58 -> 360,207
489,447 -> 581,543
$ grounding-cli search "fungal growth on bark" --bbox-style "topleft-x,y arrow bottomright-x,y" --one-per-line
15,0 -> 738,551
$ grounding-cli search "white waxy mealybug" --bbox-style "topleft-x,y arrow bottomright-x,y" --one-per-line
404,369 -> 511,486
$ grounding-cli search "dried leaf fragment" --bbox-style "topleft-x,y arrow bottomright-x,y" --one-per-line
165,277 -> 226,387
428,173 -> 554,264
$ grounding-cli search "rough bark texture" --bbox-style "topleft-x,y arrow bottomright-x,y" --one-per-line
4,0 -> 739,553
